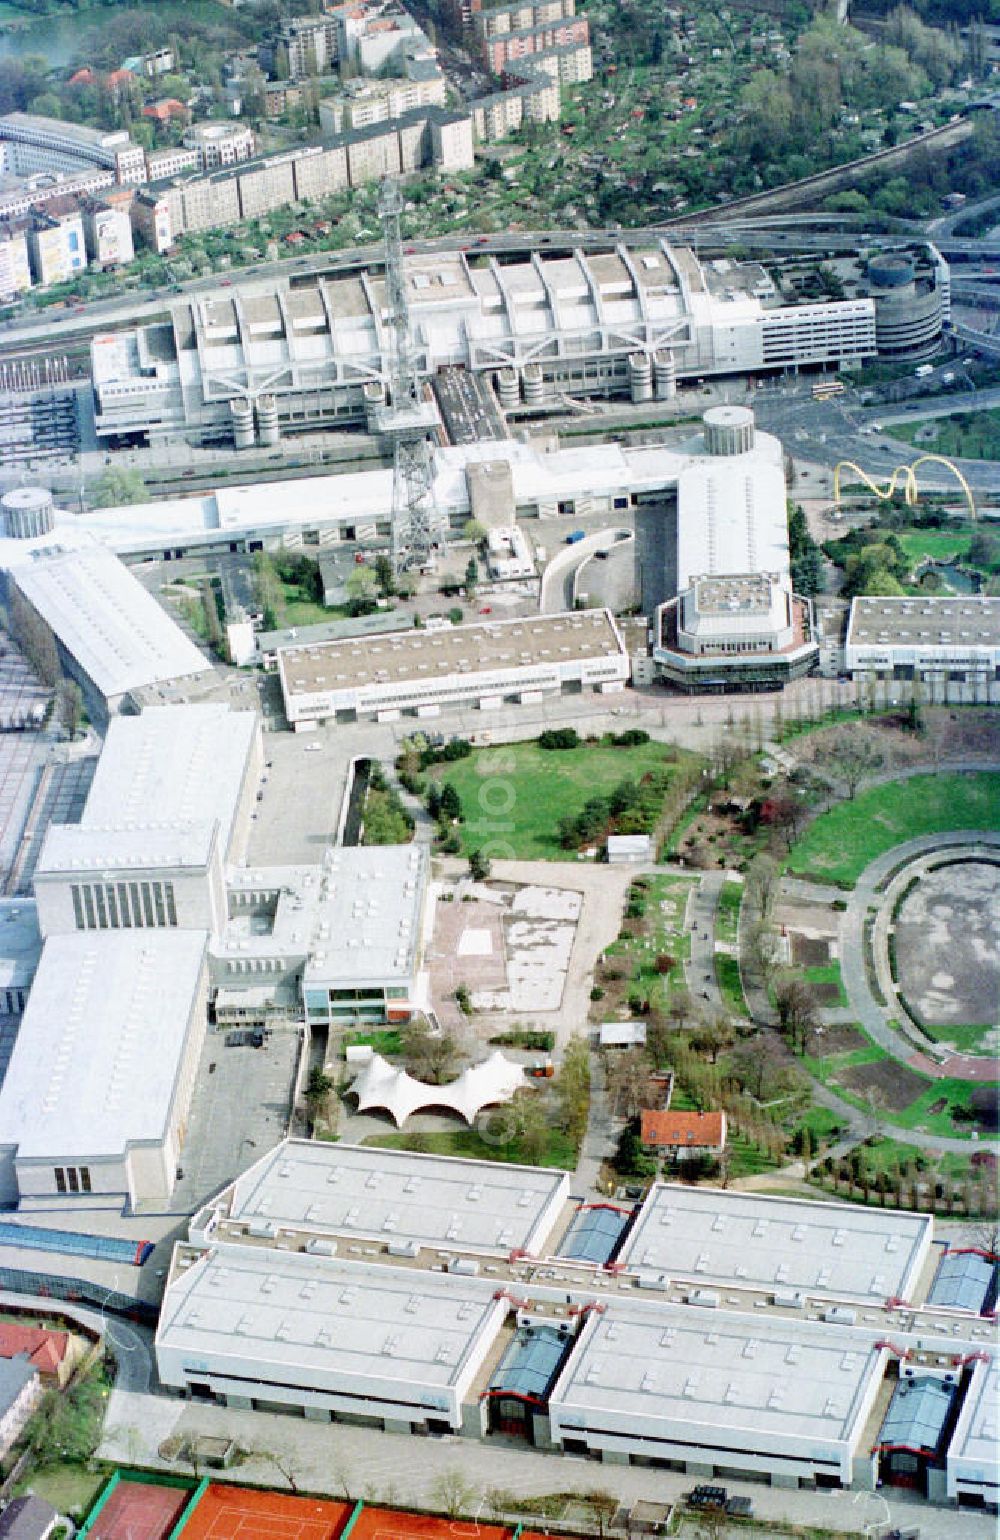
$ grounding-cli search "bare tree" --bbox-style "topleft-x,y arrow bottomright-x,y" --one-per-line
774,974 -> 820,1055
431,1469 -> 474,1518
605,1046 -> 653,1119
744,853 -> 780,924
54,679 -> 83,740
691,1014 -> 735,1065
826,728 -> 885,800
402,1019 -> 458,1084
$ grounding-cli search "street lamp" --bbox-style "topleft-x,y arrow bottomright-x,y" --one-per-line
852,1489 -> 891,1540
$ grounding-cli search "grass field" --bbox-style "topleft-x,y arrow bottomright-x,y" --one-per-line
802,1027 -> 887,1084
893,527 -> 976,567
890,410 -> 1000,462
366,1123 -> 577,1168
787,772 -> 1000,887
432,739 -> 690,860
716,953 -> 750,1018
804,961 -> 848,1007
716,880 -> 742,944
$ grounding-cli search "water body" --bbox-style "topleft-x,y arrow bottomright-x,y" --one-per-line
922,560 -> 984,594
0,1 -> 239,66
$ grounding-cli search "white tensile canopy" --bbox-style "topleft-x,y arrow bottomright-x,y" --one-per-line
347,1050 -> 527,1128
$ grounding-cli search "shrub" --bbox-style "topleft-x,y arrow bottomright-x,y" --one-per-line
538,727 -> 581,750
590,986 -> 605,1001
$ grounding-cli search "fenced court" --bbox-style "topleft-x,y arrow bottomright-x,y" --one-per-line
81,1472 -> 193,1540
179,1486 -> 353,1540
350,1510 -> 510,1540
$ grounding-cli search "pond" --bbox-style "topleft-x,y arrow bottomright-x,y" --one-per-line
0,1 -> 240,66
917,559 -> 983,594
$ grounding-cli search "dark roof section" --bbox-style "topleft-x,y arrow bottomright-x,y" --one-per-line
927,1251 -> 996,1315
877,1376 -> 956,1457
487,1324 -> 571,1404
0,1495 -> 58,1540
558,1203 -> 631,1265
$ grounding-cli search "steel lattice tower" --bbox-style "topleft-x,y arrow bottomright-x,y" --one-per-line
377,179 -> 442,574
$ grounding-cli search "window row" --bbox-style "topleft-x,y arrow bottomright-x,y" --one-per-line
71,879 -> 178,931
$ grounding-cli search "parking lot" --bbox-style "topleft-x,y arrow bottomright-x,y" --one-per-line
167,1029 -> 302,1215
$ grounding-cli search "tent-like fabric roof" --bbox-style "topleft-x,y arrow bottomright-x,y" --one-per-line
347,1050 -> 526,1128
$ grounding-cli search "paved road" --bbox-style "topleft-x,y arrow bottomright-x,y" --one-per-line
96,1388 -> 998,1540
0,1289 -> 155,1394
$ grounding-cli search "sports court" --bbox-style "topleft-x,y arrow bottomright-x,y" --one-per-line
350,1510 -> 509,1540
180,1486 -> 352,1540
89,1479 -> 190,1540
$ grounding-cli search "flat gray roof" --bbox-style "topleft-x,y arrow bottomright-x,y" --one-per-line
279,609 -> 625,697
81,704 -> 258,865
4,543 -> 212,702
948,1357 -> 998,1474
618,1185 -> 933,1303
550,1300 -> 885,1451
847,596 -> 1000,648
205,1138 -> 569,1258
0,929 -> 207,1162
157,1243 -> 504,1392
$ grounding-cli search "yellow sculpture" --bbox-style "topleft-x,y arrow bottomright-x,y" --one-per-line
833,454 -> 976,521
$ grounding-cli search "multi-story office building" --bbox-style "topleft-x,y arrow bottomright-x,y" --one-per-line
0,166 -> 115,222
844,596 -> 1000,704
145,145 -> 199,183
182,122 -> 256,172
0,113 -> 146,185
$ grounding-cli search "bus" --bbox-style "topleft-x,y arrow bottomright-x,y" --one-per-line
812,379 -> 845,401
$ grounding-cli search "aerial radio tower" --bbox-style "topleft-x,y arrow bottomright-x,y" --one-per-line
376,179 -> 443,574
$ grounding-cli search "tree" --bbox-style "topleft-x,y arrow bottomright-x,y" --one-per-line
774,975 -> 820,1055
555,1035 -> 590,1147
826,728 -> 884,799
744,853 -> 780,924
54,678 -> 83,740
691,1014 -> 735,1065
464,556 -> 478,590
462,519 -> 485,544
346,566 -> 378,604
431,1470 -> 474,1519
90,466 -> 148,506
252,550 -> 284,631
304,1066 -> 335,1129
667,988 -> 694,1033
402,1018 -> 458,1084
439,782 -> 462,821
374,553 -> 396,598
604,1046 -> 652,1120
468,848 -> 490,881
728,1035 -> 791,1102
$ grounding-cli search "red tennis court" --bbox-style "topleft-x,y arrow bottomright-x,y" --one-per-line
351,1510 -> 509,1540
91,1480 -> 190,1540
181,1487 -> 352,1540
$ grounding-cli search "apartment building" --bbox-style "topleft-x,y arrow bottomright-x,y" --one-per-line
473,0 -> 575,40
483,16 -> 589,73
0,114 -> 146,185
81,199 -> 134,267
0,226 -> 31,300
27,198 -> 87,286
236,154 -> 296,219
145,145 -> 199,182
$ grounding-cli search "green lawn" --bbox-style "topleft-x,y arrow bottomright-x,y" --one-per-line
715,954 -> 750,1019
915,1021 -> 998,1054
890,409 -> 1000,463
604,873 -> 694,1012
893,527 -> 975,568
343,1028 -> 403,1058
15,1464 -> 107,1520
787,773 -> 1000,887
716,880 -> 742,944
433,739 -> 691,860
890,1076 -> 992,1137
366,1124 -> 577,1169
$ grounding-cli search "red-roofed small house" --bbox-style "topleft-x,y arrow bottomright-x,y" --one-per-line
68,68 -> 95,87
104,68 -> 135,95
640,1109 -> 726,1160
142,98 -> 190,126
0,1323 -> 84,1389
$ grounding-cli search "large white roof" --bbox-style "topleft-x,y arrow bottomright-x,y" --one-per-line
0,929 -> 207,1161
618,1185 -> 933,1304
82,704 -> 258,865
202,1138 -> 569,1258
948,1357 -> 998,1481
3,539 -> 211,701
297,844 -> 427,989
549,1300 -> 885,1456
156,1243 -> 506,1398
675,445 -> 789,593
